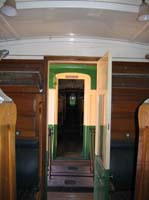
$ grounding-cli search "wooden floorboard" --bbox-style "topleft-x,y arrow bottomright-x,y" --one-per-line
48,159 -> 93,191
47,192 -> 93,200
48,176 -> 93,189
47,190 -> 132,200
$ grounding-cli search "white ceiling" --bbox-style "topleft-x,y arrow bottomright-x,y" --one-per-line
0,0 -> 149,46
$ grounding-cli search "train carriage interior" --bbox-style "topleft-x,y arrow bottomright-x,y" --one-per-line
0,1 -> 149,200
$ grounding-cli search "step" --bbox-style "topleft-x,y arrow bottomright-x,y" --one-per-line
49,161 -> 93,179
51,159 -> 91,166
51,165 -> 93,177
47,176 -> 93,191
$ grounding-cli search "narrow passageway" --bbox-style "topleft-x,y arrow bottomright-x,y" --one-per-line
57,104 -> 83,158
57,79 -> 84,159
47,79 -> 93,197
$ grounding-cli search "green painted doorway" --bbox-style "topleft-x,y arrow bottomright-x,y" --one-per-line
48,64 -> 97,160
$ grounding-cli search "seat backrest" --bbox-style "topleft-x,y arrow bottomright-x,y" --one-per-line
16,139 -> 39,190
110,141 -> 135,190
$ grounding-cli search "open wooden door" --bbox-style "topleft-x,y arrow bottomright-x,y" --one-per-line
94,52 -> 112,200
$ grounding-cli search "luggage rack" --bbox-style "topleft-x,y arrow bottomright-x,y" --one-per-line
0,70 -> 43,92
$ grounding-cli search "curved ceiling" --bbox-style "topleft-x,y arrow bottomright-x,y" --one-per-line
0,0 -> 149,45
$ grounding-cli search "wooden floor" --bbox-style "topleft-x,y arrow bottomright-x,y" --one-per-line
48,160 -> 93,191
47,192 -> 93,200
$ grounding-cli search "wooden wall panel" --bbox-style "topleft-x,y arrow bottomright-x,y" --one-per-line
0,59 -> 46,200
112,117 -> 135,136
0,60 -> 45,139
112,62 -> 149,74
16,116 -> 36,137
112,62 -> 149,142
0,59 -> 44,74
6,93 -> 38,138
9,93 -> 36,114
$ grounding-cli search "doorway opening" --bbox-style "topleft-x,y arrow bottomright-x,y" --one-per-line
57,79 -> 84,159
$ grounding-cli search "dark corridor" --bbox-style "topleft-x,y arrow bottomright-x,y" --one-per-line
57,79 -> 84,159
48,79 -> 93,192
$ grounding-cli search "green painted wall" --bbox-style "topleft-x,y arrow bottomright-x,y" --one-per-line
100,125 -> 106,158
48,124 -> 96,160
48,63 -> 97,89
83,126 -> 96,159
94,156 -> 110,200
48,63 -> 97,160
48,124 -> 57,160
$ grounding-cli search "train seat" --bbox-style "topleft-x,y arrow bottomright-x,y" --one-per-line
16,139 -> 39,199
110,141 -> 135,191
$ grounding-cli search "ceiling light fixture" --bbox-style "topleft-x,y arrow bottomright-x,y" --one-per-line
0,0 -> 17,17
0,49 -> 9,60
137,0 -> 149,21
145,54 -> 149,59
0,0 -> 6,8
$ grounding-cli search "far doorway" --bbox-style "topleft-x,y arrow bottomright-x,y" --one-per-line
57,79 -> 84,159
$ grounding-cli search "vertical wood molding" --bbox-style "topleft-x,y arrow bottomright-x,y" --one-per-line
0,102 -> 17,200
135,103 -> 149,200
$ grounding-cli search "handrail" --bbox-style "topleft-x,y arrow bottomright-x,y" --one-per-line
48,127 -> 53,180
90,127 -> 95,174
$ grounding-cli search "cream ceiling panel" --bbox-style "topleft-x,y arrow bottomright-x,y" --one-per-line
0,2 -> 148,45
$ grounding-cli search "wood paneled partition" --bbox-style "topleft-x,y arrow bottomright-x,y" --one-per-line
0,91 -> 17,200
112,61 -> 149,142
135,102 -> 149,200
0,59 -> 46,200
111,61 -> 149,196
